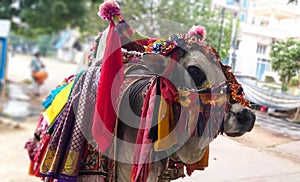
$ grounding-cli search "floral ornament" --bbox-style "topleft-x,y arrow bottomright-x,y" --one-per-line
87,32 -> 102,64
121,48 -> 143,63
177,90 -> 198,107
169,33 -> 191,48
188,25 -> 206,41
228,83 -> 250,107
98,0 -> 121,21
145,39 -> 176,55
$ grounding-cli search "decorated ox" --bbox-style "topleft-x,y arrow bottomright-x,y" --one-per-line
25,1 -> 255,182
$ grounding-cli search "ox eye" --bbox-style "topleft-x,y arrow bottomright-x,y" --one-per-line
187,66 -> 207,87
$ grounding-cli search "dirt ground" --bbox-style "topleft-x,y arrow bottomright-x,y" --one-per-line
0,116 -> 41,182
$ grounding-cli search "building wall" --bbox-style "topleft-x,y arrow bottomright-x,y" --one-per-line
235,34 -> 257,76
213,0 -> 300,83
234,22 -> 285,81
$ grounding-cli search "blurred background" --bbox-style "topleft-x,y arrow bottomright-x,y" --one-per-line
0,0 -> 300,181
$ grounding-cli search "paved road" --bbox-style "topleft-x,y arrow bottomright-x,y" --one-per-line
177,135 -> 300,182
255,111 -> 300,140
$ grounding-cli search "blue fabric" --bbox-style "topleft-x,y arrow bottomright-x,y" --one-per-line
42,70 -> 85,109
54,31 -> 71,49
31,58 -> 43,72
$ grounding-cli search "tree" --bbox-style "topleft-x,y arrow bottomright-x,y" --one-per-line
81,0 -> 107,38
18,0 -> 88,34
3,0 -> 233,59
117,0 -> 234,59
1,0 -> 92,36
270,38 -> 300,90
0,0 -> 19,19
288,0 -> 298,4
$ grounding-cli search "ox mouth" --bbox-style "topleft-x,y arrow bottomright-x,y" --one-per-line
226,132 -> 245,137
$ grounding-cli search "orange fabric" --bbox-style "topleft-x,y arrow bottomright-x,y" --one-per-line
33,71 -> 48,84
194,146 -> 209,170
28,161 -> 35,175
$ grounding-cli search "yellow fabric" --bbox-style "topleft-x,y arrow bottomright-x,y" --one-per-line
154,97 -> 177,151
40,149 -> 57,174
44,81 -> 74,125
62,150 -> 81,175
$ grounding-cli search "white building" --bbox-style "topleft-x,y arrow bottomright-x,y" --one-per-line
212,0 -> 300,83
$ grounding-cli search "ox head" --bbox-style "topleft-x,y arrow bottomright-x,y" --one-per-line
143,41 -> 255,138
140,35 -> 256,163
142,40 -> 255,164
177,41 -> 255,133
172,43 -> 256,163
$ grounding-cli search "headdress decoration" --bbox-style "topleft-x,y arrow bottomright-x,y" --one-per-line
188,25 -> 206,41
97,0 -> 121,21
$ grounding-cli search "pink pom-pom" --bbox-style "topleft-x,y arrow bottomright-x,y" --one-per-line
98,0 -> 121,21
188,25 -> 206,41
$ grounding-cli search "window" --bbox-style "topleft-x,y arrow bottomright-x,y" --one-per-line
242,0 -> 248,9
240,13 -> 246,22
227,0 -> 240,5
226,0 -> 234,5
222,57 -> 230,65
235,40 -> 240,50
256,58 -> 271,80
256,44 -> 267,54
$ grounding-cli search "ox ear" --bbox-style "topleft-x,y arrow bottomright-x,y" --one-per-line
142,53 -> 170,75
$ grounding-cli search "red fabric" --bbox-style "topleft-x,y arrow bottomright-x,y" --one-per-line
136,38 -> 158,47
130,80 -> 156,182
34,134 -> 50,177
185,163 -> 196,176
131,77 -> 178,182
92,22 -> 124,153
160,78 -> 178,103
162,50 -> 179,76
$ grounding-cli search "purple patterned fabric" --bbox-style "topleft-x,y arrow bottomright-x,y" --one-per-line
40,67 -> 101,181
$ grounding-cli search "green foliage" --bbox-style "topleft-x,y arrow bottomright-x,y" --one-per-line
117,0 -> 233,59
1,0 -> 90,36
81,1 -> 107,39
282,83 -> 289,92
290,76 -> 300,86
0,0 -> 19,19
288,0 -> 298,4
37,34 -> 53,56
3,0 -> 234,59
270,38 -> 300,88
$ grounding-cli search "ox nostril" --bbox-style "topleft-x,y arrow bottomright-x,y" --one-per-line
238,109 -> 255,131
236,111 -> 246,123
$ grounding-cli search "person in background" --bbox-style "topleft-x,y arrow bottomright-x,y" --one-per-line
30,52 -> 48,96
